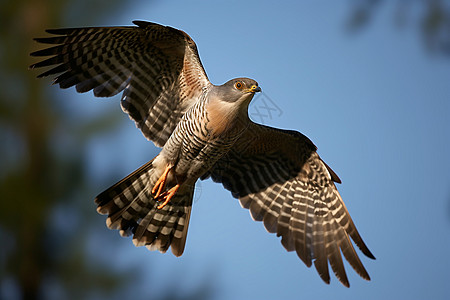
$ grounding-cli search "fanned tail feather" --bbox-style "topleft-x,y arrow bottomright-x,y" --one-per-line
95,157 -> 194,256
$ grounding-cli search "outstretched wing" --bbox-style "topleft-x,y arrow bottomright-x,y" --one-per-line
202,123 -> 375,287
30,20 -> 211,147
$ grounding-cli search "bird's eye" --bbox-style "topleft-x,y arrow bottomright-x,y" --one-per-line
235,82 -> 243,90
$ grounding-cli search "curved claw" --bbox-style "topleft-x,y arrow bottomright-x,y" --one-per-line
156,184 -> 180,209
152,165 -> 172,198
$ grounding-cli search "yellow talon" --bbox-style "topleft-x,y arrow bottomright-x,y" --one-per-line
156,184 -> 180,209
152,165 -> 172,198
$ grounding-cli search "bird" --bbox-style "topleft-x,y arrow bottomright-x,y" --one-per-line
30,20 -> 375,287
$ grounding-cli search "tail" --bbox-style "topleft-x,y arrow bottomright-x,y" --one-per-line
95,157 -> 194,256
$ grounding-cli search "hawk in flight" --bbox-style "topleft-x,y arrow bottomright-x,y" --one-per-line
30,20 -> 375,287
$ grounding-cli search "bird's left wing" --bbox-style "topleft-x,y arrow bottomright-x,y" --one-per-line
202,122 -> 375,287
30,20 -> 211,147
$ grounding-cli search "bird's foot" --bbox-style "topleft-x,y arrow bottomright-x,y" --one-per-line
156,184 -> 180,209
152,165 -> 172,198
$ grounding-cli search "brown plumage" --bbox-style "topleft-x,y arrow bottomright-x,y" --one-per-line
30,20 -> 375,287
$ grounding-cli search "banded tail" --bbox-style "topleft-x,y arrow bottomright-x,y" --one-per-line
95,158 -> 194,256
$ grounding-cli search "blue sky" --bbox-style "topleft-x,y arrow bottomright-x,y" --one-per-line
56,1 -> 450,299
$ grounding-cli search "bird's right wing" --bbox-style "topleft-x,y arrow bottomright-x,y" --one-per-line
202,122 -> 375,287
30,20 -> 211,147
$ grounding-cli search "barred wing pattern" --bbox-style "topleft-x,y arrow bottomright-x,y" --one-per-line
30,20 -> 210,147
203,123 -> 375,287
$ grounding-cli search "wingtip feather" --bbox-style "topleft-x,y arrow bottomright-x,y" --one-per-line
132,20 -> 156,28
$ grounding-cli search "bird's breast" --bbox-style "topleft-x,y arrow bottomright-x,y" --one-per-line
159,98 -> 241,182
205,99 -> 245,138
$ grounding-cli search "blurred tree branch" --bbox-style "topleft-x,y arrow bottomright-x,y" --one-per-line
347,0 -> 450,56
0,1 -> 132,299
0,1 -> 214,300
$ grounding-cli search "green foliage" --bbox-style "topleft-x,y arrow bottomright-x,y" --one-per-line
0,1 -> 214,299
347,0 -> 450,56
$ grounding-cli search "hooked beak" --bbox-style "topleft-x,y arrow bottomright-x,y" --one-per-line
247,85 -> 261,93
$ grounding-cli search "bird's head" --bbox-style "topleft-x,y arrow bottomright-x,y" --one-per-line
214,78 -> 261,105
